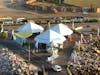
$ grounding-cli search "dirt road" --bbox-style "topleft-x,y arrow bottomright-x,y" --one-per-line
0,0 -> 44,19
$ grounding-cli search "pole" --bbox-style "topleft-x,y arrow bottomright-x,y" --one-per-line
78,40 -> 81,51
67,65 -> 72,75
42,65 -> 47,75
28,40 -> 31,75
90,34 -> 92,41
48,22 -> 50,29
29,41 -> 31,62
1,24 -> 4,32
97,28 -> 99,36
81,34 -> 84,43
72,20 -> 75,29
59,0 -> 61,5
11,0 -> 14,4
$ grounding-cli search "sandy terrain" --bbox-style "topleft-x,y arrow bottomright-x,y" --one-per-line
0,0 -> 43,19
0,0 -> 100,20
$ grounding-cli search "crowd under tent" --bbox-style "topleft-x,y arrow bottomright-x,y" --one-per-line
13,31 -> 32,45
50,23 -> 73,36
34,29 -> 66,51
17,21 -> 44,34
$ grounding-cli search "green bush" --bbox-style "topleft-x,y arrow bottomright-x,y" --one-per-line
90,28 -> 97,34
1,31 -> 8,39
84,19 -> 98,23
47,0 -> 64,4
86,25 -> 90,28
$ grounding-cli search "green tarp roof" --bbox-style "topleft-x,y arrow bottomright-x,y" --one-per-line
14,31 -> 32,39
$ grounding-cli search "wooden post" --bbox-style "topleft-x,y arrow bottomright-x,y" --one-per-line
97,28 -> 99,36
11,29 -> 14,39
67,65 -> 72,75
29,41 -> 31,62
27,63 -> 30,75
35,6 -> 37,12
34,72 -> 38,75
27,41 -> 31,75
11,0 -> 13,3
42,65 -> 47,75
78,40 -> 81,51
59,0 -> 61,5
48,21 -> 50,29
72,20 -> 75,30
69,35 -> 72,41
80,34 -> 84,43
0,24 -> 4,33
90,34 -> 92,41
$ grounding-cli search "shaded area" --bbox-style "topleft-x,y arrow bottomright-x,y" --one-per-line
0,39 -> 52,69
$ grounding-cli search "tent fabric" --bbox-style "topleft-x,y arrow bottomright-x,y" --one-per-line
13,35 -> 25,45
50,23 -> 73,36
14,31 -> 32,39
34,29 -> 66,44
17,21 -> 44,33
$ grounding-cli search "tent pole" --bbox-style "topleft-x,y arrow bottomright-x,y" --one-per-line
48,21 -> 51,29
97,28 -> 100,36
28,41 -> 31,62
27,40 -> 31,75
72,20 -> 75,30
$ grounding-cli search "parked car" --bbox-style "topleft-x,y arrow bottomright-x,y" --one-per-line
51,65 -> 62,72
3,20 -> 13,24
0,17 -> 13,24
16,18 -> 28,23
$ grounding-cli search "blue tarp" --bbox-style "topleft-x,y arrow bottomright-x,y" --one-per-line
13,35 -> 26,45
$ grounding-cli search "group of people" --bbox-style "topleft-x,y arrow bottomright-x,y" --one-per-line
0,47 -> 38,75
68,37 -> 100,75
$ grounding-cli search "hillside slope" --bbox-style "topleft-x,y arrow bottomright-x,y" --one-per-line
64,0 -> 100,7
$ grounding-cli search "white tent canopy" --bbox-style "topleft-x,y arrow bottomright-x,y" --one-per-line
50,23 -> 73,36
17,21 -> 44,33
34,29 -> 66,44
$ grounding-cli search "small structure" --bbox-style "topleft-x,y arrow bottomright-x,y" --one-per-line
17,0 -> 27,4
74,26 -> 83,31
17,21 -> 44,33
34,29 -> 66,44
26,0 -> 37,4
97,8 -> 100,13
82,7 -> 89,14
13,31 -> 32,45
34,29 -> 66,52
50,23 -> 73,36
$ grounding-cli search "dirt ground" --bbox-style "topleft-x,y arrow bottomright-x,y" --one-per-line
0,0 -> 42,19
0,0 -> 100,20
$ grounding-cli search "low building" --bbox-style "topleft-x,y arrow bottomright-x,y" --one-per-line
97,8 -> 100,13
26,0 -> 37,4
16,0 -> 26,5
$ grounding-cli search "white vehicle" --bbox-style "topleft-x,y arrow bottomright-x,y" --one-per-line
3,20 -> 13,24
51,65 -> 62,72
16,18 -> 27,23
47,55 -> 59,62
